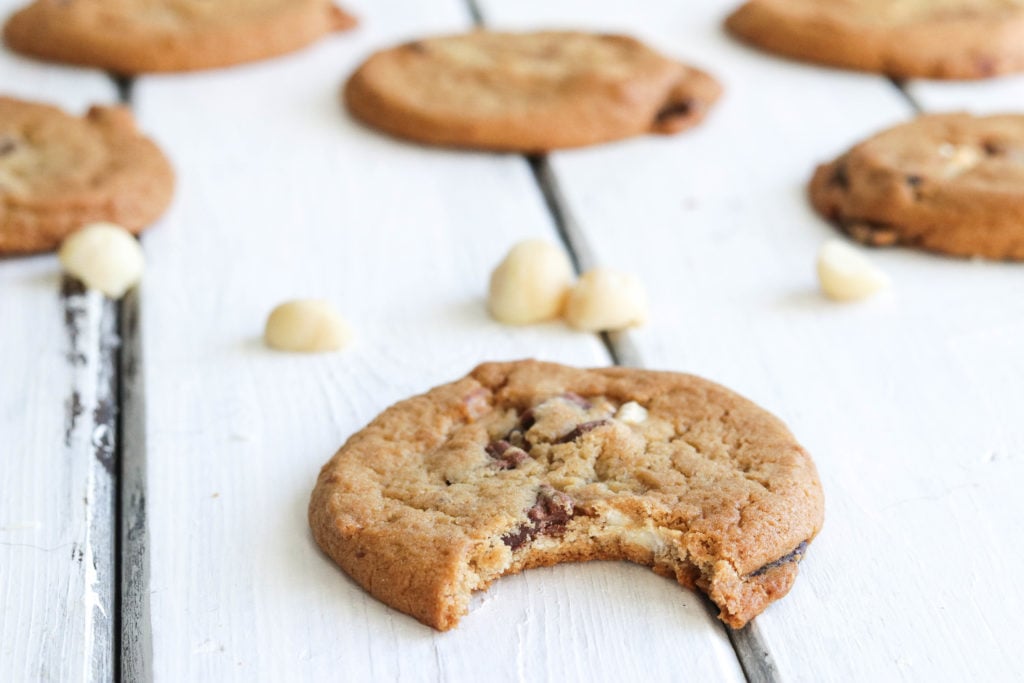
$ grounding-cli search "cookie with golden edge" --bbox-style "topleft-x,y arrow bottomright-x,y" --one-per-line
0,97 -> 174,255
309,360 -> 824,630
344,31 -> 722,152
3,0 -> 356,74
811,113 -> 1024,260
726,0 -> 1024,80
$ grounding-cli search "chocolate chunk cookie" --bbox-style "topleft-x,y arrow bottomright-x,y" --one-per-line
0,97 -> 174,254
343,31 -> 722,152
726,0 -> 1024,80
309,360 -> 824,630
3,0 -> 356,74
810,113 -> 1024,260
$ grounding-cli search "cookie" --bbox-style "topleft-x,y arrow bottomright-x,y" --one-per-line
726,0 -> 1024,80
0,97 -> 174,254
309,360 -> 824,630
343,31 -> 722,152
3,0 -> 356,74
810,113 -> 1024,260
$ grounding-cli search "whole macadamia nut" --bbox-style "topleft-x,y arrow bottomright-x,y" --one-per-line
817,240 -> 890,302
488,239 -> 574,325
264,300 -> 352,352
564,268 -> 648,332
58,222 -> 144,298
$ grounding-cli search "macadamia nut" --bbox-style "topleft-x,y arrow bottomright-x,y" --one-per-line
488,239 -> 574,325
264,300 -> 352,352
564,268 -> 648,332
58,222 -> 144,298
817,240 -> 890,302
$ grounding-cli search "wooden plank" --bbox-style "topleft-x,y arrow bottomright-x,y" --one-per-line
126,0 -> 746,679
472,0 -> 1024,680
0,6 -> 121,678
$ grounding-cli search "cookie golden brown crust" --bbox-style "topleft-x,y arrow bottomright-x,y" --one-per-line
726,0 -> 1024,80
309,360 -> 824,631
0,97 -> 174,255
810,113 -> 1024,260
3,0 -> 356,74
343,31 -> 722,152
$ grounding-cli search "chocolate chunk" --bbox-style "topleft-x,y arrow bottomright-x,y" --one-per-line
486,439 -> 530,470
515,408 -> 536,431
555,419 -> 610,444
654,98 -> 694,125
560,392 -> 592,409
830,161 -> 850,189
504,408 -> 536,448
501,486 -> 576,550
748,541 -> 808,577
905,174 -> 923,186
0,136 -> 18,156
500,525 -> 533,551
406,41 -> 427,54
982,140 -> 1010,157
527,486 -> 574,526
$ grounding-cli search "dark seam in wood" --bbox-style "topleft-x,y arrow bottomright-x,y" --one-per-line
109,73 -> 148,683
887,77 -> 922,115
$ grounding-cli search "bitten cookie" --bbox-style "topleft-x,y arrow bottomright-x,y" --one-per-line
0,97 -> 174,254
726,0 -> 1024,80
344,31 -> 722,152
810,113 -> 1024,260
310,360 -> 824,630
3,0 -> 356,74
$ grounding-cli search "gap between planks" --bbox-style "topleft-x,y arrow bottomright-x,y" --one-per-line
109,73 -> 152,683
463,0 -> 775,680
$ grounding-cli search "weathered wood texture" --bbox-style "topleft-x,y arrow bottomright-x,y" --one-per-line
0,17 -> 121,677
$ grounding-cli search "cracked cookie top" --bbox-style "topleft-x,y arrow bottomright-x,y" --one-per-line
810,113 -> 1024,260
343,31 -> 722,152
310,360 -> 824,630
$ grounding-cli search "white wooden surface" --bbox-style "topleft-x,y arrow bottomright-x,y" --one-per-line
0,7 -> 120,679
480,0 -> 1024,680
130,0 -> 740,679
3,0 -> 1024,680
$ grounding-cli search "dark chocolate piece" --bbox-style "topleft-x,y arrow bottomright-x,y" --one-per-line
501,486 -> 576,550
486,440 -> 530,470
654,98 -> 694,125
748,541 -> 808,577
555,419 -> 610,444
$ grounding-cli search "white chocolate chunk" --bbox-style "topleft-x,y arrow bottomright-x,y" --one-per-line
264,300 -> 352,352
58,222 -> 144,298
817,240 -> 890,302
615,401 -> 648,424
564,267 -> 648,332
938,143 -> 983,178
488,239 -> 574,325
